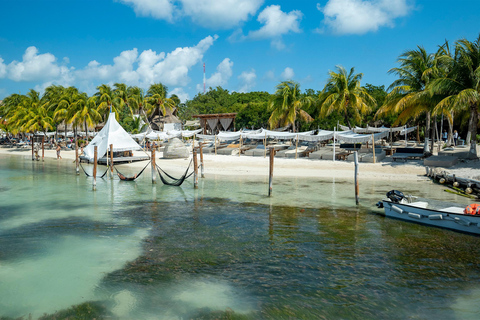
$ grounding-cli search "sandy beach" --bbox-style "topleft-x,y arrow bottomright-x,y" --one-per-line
2,146 -> 479,182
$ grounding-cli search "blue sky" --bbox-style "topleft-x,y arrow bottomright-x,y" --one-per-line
0,0 -> 479,102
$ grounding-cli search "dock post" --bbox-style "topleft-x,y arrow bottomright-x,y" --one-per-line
200,142 -> 205,178
110,144 -> 114,179
41,136 -> 45,162
75,140 -> 79,175
371,133 -> 376,164
193,148 -> 198,189
151,147 -> 156,184
354,151 -> 359,205
93,146 -> 98,191
268,147 -> 275,197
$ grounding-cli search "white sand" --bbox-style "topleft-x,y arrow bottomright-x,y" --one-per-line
3,146 -> 479,181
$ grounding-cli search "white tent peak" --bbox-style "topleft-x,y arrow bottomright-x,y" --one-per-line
83,112 -> 142,161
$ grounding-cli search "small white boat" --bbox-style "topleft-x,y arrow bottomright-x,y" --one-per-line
376,190 -> 480,236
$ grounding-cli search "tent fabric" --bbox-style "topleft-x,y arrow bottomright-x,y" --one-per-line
83,112 -> 142,161
299,130 -> 334,142
220,118 -> 233,131
335,130 -> 389,143
207,119 -> 219,131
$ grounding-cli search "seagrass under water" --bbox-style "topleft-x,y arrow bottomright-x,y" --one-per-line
1,154 -> 479,319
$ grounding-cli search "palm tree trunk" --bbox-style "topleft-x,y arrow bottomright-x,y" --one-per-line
425,111 -> 431,140
467,104 -> 478,158
447,113 -> 453,146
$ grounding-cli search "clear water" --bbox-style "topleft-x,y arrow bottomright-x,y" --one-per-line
1,153 -> 480,319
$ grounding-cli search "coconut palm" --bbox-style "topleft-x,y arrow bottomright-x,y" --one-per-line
318,66 -> 375,128
429,35 -> 480,148
268,80 -> 314,132
95,84 -> 119,120
145,83 -> 175,119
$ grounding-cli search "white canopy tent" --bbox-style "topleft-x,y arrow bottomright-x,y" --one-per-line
83,112 -> 142,161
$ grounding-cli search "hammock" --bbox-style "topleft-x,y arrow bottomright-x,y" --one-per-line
79,161 -> 109,178
156,159 -> 194,186
113,161 -> 151,181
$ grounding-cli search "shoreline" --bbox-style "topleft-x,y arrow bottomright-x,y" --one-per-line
4,146 -> 479,182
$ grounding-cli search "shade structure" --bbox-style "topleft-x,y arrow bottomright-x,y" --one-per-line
83,112 -> 142,161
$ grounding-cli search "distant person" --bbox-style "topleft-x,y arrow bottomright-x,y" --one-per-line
453,130 -> 459,146
442,130 -> 447,142
56,144 -> 62,160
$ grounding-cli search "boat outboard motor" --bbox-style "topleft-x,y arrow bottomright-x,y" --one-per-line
386,190 -> 404,203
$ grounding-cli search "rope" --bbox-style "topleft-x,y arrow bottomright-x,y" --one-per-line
79,161 -> 109,178
113,161 -> 151,181
155,158 -> 193,186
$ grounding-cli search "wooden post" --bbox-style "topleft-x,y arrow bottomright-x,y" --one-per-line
41,136 -> 45,162
214,136 -> 217,155
371,133 -> 376,164
239,135 -> 242,157
75,140 -> 79,175
93,146 -> 98,191
31,135 -> 35,161
354,151 -> 359,205
193,148 -> 198,189
333,127 -> 336,162
109,144 -> 114,178
264,133 -> 267,158
200,142 -> 205,178
295,134 -> 298,159
268,147 -> 275,197
151,147 -> 156,184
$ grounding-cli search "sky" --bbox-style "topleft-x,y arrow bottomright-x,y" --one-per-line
0,0 -> 479,102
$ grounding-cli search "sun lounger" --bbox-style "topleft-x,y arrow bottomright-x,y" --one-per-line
391,147 -> 425,161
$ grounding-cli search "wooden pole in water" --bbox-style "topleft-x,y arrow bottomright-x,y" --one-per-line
93,146 -> 98,191
41,136 -> 45,162
75,140 -> 79,175
354,151 -> 359,205
371,133 -> 376,164
268,147 -> 275,196
151,147 -> 156,184
199,142 -> 205,178
193,148 -> 198,189
109,144 -> 114,178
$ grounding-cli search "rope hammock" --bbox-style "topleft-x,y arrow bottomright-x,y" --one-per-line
79,162 -> 109,178
155,159 -> 194,186
113,161 -> 151,181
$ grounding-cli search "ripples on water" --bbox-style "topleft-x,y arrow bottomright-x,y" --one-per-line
1,154 -> 480,319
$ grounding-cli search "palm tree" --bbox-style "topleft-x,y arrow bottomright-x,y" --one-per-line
319,66 -> 375,128
145,83 -> 175,119
95,84 -> 118,120
268,80 -> 314,132
429,35 -> 480,150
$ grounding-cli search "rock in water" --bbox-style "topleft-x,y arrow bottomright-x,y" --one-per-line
163,138 -> 189,159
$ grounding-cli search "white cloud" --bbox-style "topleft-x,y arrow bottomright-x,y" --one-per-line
318,0 -> 412,34
281,67 -> 294,80
76,35 -> 218,88
118,0 -> 175,22
119,0 -> 264,28
6,47 -> 69,82
246,5 -> 302,50
197,58 -> 233,91
0,58 -> 6,78
181,0 -> 264,29
170,87 -> 189,103
238,69 -> 256,92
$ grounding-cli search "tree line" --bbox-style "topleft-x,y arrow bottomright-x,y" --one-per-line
1,34 -> 479,148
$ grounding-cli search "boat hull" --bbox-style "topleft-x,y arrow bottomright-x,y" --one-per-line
381,201 -> 480,236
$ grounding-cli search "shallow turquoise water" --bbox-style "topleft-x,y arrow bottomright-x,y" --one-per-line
1,153 -> 480,319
